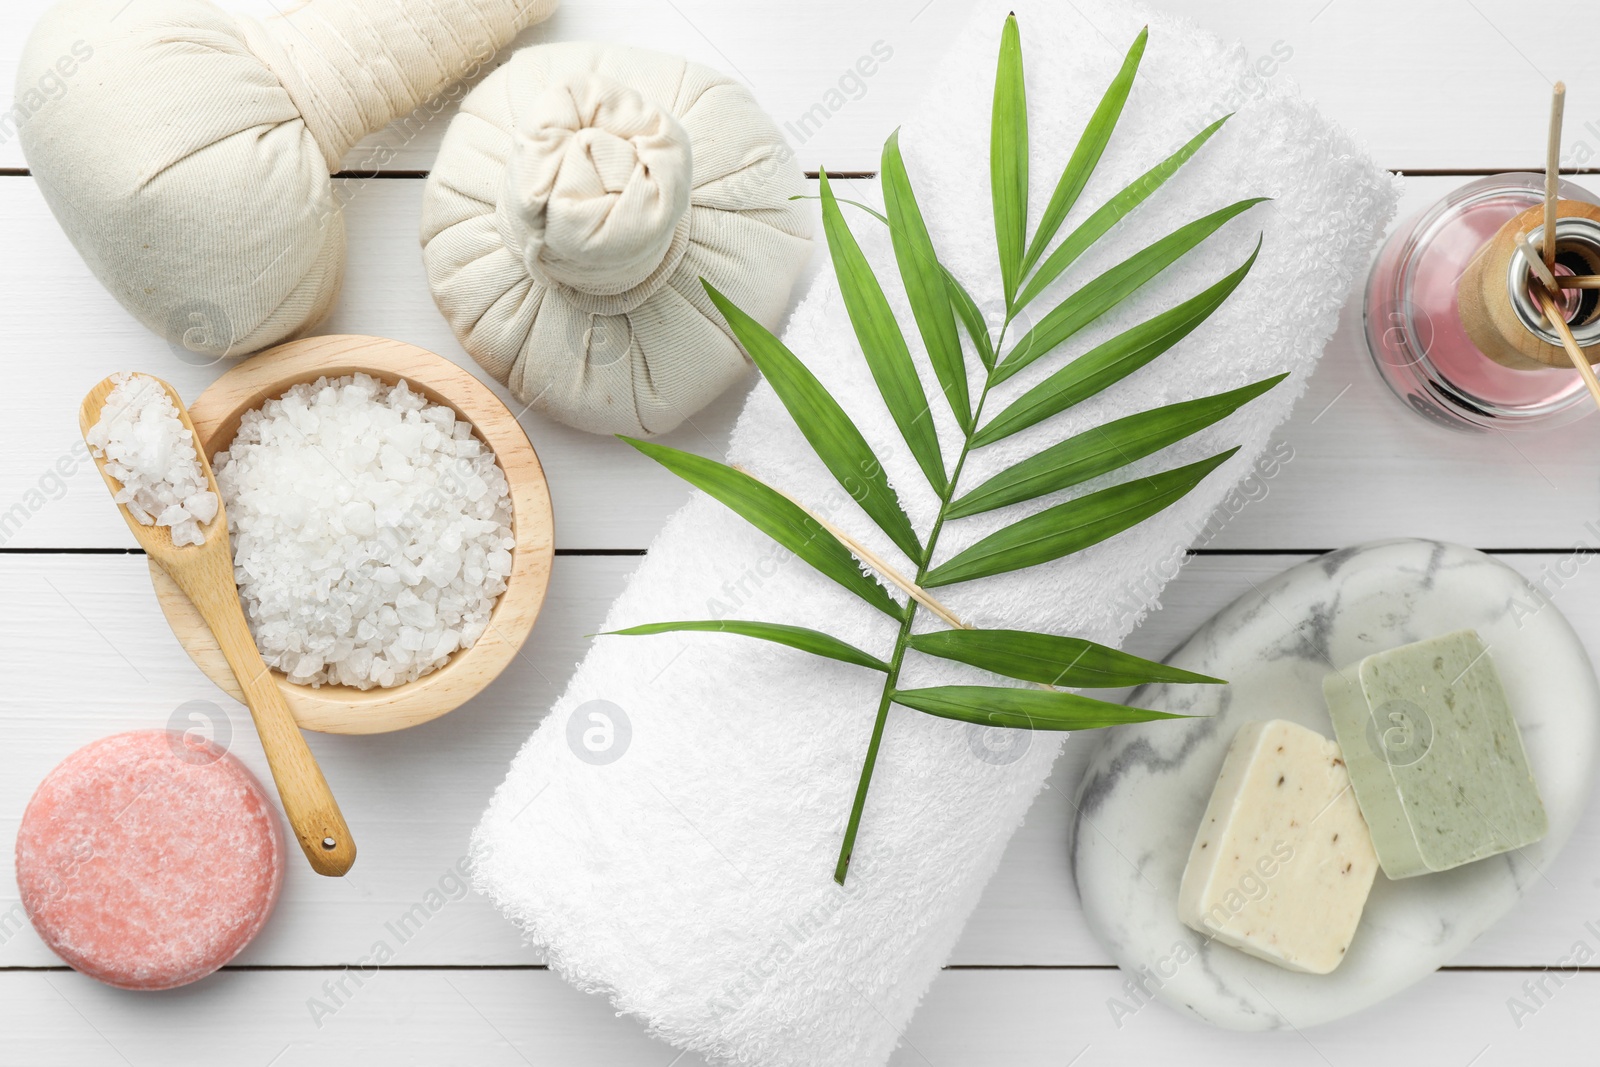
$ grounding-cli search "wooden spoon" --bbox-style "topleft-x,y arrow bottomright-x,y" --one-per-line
80,374 -> 357,877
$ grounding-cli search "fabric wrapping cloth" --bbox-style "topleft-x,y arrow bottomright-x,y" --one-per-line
472,2 -> 1401,1064
421,42 -> 814,436
17,0 -> 556,357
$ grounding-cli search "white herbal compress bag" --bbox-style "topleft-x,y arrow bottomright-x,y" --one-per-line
421,42 -> 813,435
16,0 -> 557,357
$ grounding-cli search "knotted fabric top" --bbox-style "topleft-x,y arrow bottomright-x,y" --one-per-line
495,74 -> 693,311
421,41 -> 813,436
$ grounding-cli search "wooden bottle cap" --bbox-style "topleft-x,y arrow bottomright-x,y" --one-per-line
1458,199 -> 1600,370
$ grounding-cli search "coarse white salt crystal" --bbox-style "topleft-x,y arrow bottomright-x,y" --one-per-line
213,374 -> 515,690
184,492 -> 219,524
86,372 -> 211,547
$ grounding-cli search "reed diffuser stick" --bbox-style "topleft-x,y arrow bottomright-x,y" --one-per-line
1535,288 -> 1600,410
1553,276 -> 1600,289
1517,232 -> 1562,295
1532,80 -> 1600,412
739,466 -> 970,630
1546,82 -> 1566,280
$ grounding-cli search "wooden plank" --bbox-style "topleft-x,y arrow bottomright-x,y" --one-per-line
0,551 -> 614,970
907,967 -> 1600,1065
2,552 -> 1597,970
0,174 -> 789,552
5,173 -> 1600,552
4,0 -> 1594,174
0,0 -> 971,173
0,969 -> 687,1067
1202,295 -> 1600,552
0,964 -> 1593,1066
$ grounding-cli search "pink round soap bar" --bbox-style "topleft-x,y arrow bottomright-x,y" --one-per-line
15,730 -> 285,990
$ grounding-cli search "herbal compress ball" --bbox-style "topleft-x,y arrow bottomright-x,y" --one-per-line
16,0 -> 556,357
421,42 -> 813,435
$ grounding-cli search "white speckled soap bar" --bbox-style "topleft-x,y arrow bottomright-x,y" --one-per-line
1178,719 -> 1378,974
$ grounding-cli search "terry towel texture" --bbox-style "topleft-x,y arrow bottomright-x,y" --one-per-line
473,2 -> 1400,1064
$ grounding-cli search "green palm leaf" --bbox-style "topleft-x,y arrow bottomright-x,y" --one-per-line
1021,27 -> 1148,277
974,241 -> 1261,447
620,436 -> 901,618
908,628 -> 1222,688
991,12 -> 1028,304
1016,114 -> 1232,313
820,171 -> 948,494
997,197 -> 1268,385
605,620 -> 888,672
701,279 -> 921,561
883,129 -> 971,432
892,685 -> 1188,730
952,374 -> 1285,518
622,16 -> 1285,885
923,449 -> 1238,588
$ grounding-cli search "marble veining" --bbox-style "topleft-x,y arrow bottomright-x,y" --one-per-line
1071,539 -> 1600,1031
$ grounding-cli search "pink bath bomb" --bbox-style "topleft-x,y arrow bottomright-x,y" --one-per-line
15,730 -> 285,990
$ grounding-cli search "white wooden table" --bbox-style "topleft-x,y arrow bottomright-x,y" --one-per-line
4,1 -> 1599,1063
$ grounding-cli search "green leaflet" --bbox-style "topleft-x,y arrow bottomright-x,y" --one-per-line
923,449 -> 1238,588
883,129 -> 971,432
1015,114 -> 1232,314
808,191 -> 997,371
620,437 -> 901,618
702,280 -> 921,561
819,172 -> 948,495
991,13 -> 1028,304
908,628 -> 1223,688
605,620 -> 888,672
997,198 -> 1269,385
793,192 -> 896,223
951,374 -> 1286,517
944,266 -> 996,371
891,685 -> 1188,730
1020,27 -> 1148,278
974,241 -> 1261,447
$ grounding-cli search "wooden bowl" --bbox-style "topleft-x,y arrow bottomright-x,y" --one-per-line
151,335 -> 555,735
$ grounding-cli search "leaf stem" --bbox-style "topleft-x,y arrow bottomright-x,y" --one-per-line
834,326 -> 1008,884
833,605 -> 916,884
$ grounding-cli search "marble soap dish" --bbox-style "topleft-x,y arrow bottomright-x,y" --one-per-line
1071,539 -> 1600,1031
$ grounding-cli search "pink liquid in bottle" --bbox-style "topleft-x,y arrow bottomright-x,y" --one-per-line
1365,173 -> 1595,431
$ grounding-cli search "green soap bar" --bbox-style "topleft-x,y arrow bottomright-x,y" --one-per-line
1323,629 -> 1547,880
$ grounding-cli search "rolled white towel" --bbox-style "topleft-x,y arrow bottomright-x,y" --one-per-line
473,2 -> 1400,1064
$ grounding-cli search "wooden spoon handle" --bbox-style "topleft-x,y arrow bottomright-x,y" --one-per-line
170,557 -> 357,877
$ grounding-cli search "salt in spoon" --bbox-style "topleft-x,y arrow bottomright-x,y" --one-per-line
80,374 -> 357,877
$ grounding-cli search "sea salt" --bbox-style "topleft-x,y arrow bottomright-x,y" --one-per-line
213,375 -> 514,690
86,373 -> 215,548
